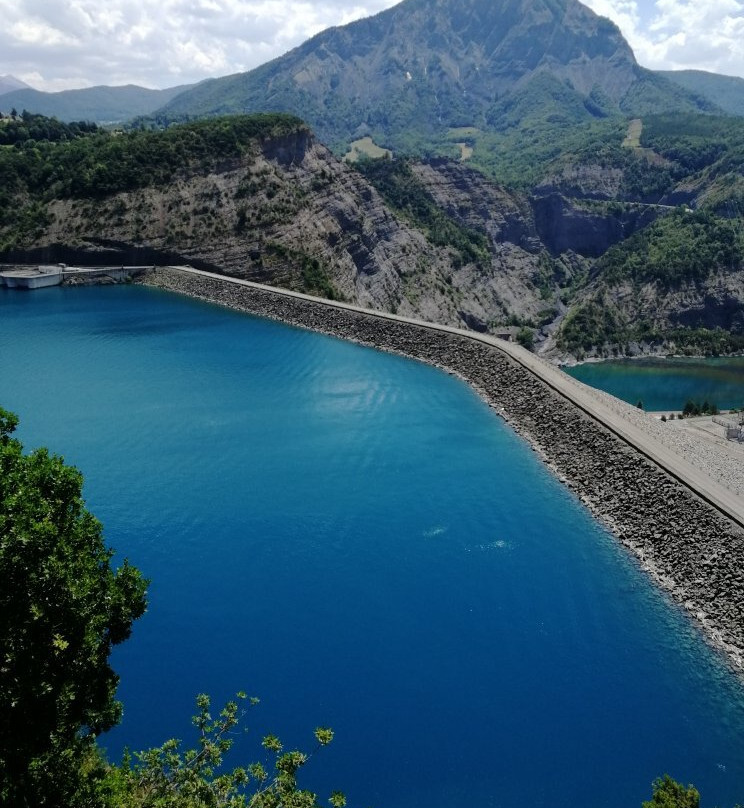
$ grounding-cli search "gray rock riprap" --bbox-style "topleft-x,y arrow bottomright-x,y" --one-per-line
143,267 -> 744,673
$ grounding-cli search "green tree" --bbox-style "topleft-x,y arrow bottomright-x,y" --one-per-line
516,326 -> 535,351
107,693 -> 346,808
642,774 -> 700,808
0,408 -> 148,807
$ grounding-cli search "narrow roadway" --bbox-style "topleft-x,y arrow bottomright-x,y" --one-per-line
167,265 -> 744,532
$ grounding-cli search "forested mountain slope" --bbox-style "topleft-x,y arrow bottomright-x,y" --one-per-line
0,83 -> 194,125
149,0 -> 714,155
659,70 -> 744,118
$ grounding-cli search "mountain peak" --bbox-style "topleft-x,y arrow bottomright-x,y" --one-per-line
154,0 -> 709,149
0,75 -> 32,96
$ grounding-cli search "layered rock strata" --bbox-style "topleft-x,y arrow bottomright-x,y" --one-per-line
142,266 -> 744,673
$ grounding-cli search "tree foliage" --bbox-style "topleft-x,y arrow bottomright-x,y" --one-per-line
0,408 -> 148,806
515,326 -> 535,351
0,113 -> 307,201
598,207 -> 743,288
107,694 -> 345,808
640,114 -> 744,175
0,110 -> 99,146
0,408 -> 344,807
642,775 -> 700,808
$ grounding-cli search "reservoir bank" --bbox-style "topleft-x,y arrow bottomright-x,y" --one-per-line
565,356 -> 744,413
142,265 -> 744,674
6,278 -> 744,806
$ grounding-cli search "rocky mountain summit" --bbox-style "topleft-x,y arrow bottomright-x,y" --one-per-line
152,0 -> 712,151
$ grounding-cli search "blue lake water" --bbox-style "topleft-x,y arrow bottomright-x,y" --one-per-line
565,357 -> 744,412
2,285 -> 744,808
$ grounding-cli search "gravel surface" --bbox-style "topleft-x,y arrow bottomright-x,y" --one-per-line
570,381 -> 744,500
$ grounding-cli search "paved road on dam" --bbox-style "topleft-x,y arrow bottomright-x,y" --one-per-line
168,265 -> 744,532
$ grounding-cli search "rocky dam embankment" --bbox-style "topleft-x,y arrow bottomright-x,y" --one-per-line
142,266 -> 744,672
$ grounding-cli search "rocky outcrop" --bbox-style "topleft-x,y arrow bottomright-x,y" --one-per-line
142,266 -> 744,673
532,194 -> 623,257
534,164 -> 626,200
36,133 -> 465,326
531,193 -> 659,257
616,273 -> 744,335
153,0 -> 710,149
412,160 -> 539,250
24,132 -> 582,339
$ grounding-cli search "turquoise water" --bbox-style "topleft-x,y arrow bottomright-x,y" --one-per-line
2,285 -> 744,808
565,357 -> 744,412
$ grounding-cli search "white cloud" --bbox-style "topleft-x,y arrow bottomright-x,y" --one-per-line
0,0 -> 400,91
0,0 -> 742,92
583,0 -> 744,77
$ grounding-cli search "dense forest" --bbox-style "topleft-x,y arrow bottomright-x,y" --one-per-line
0,110 -> 100,145
0,113 -> 307,199
599,207 -> 744,287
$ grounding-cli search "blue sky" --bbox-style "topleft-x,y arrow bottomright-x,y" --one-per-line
0,0 -> 742,92
584,0 -> 744,78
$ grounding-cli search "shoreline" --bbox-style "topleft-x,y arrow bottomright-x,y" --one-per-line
558,352 -> 744,370
139,266 -> 744,677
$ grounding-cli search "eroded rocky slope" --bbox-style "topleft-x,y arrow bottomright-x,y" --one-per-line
14,128 -> 564,332
3,113 -> 742,359
152,0 -> 711,152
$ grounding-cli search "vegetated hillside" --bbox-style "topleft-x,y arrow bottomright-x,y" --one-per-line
556,209 -> 744,358
552,114 -> 744,356
660,70 -> 744,118
0,83 -> 194,124
635,113 -> 744,211
0,114 -> 574,330
148,0 -> 713,158
2,111 -> 742,359
554,192 -> 744,359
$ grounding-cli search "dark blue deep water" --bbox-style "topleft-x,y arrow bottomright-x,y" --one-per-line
3,286 -> 744,808
565,357 -> 744,412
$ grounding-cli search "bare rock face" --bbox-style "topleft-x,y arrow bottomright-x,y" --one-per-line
628,273 -> 744,335
412,160 -> 539,250
34,131 -> 484,330
549,269 -> 744,361
27,131 -> 600,341
410,160 -> 591,327
534,164 -> 626,200
532,194 -> 622,257
154,0 -> 709,150
531,193 -> 659,257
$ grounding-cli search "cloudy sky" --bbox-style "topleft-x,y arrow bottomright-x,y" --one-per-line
1,0 -> 742,93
